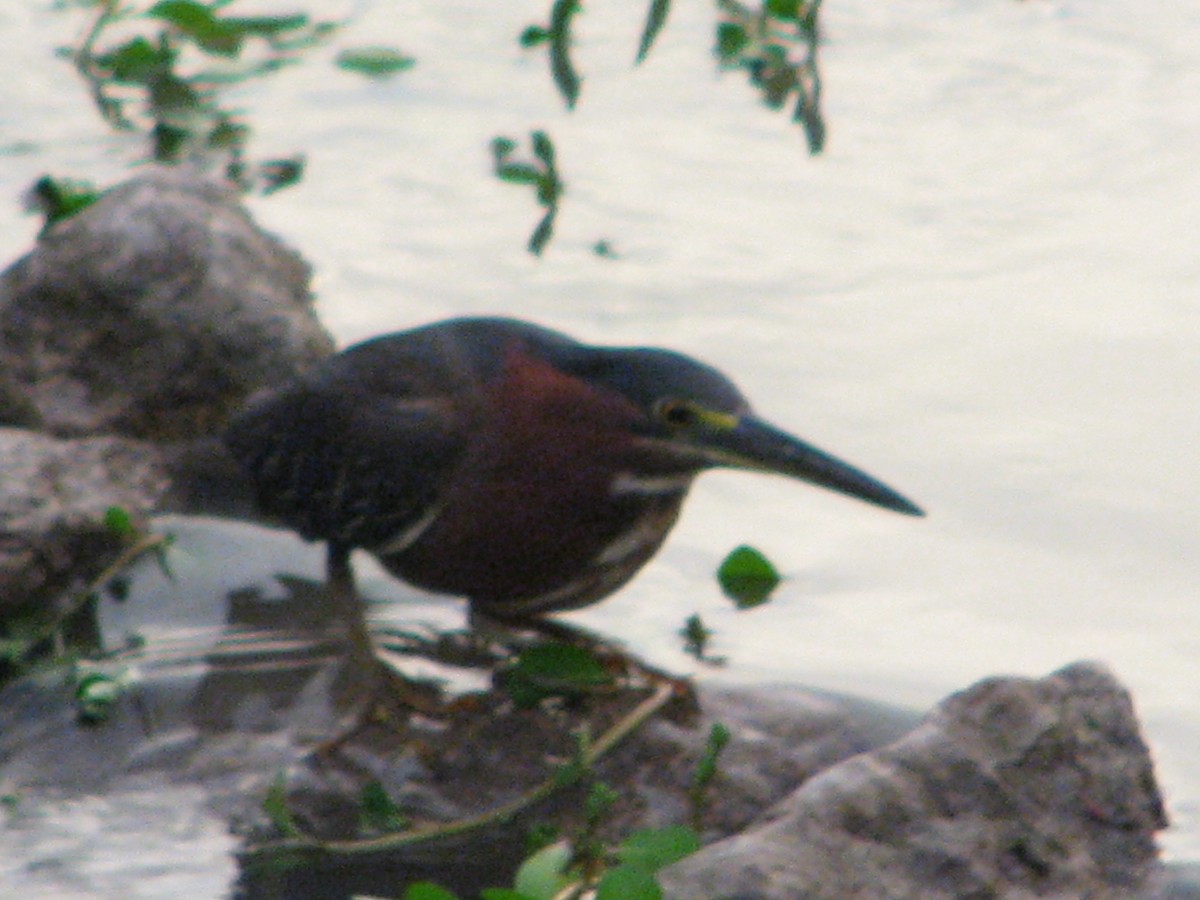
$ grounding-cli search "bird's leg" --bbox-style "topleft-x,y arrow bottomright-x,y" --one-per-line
326,544 -> 378,683
316,545 -> 439,751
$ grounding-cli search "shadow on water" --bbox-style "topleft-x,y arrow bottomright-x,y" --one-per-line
0,515 -> 519,899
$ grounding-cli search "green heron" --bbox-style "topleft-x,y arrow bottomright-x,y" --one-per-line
226,317 -> 921,684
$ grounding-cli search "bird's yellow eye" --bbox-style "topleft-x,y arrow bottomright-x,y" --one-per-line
655,398 -> 700,428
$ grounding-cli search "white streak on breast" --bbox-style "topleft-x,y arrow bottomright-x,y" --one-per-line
372,503 -> 444,556
609,472 -> 693,497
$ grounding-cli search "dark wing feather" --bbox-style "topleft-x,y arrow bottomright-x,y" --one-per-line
225,370 -> 463,550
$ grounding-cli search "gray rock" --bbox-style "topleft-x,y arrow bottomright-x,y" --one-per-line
659,661 -> 1168,900
0,166 -> 333,622
0,428 -> 167,620
0,516 -> 1181,898
0,165 -> 333,440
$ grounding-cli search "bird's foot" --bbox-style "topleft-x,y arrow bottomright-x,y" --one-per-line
311,656 -> 444,757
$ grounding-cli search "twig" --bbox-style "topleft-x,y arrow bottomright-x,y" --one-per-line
21,530 -> 170,662
242,678 -> 677,862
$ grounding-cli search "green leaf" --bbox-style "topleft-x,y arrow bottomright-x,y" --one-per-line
595,864 -> 663,900
715,22 -> 749,61
519,25 -> 550,48
152,121 -> 190,163
257,156 -> 306,195
592,239 -> 618,259
548,0 -> 581,108
147,1 -> 242,56
100,36 -> 172,83
694,722 -> 732,787
335,46 -> 416,78
502,642 -> 610,707
147,72 -> 202,118
74,672 -> 123,724
525,822 -> 560,855
29,176 -> 101,230
616,825 -> 702,873
403,883 -> 460,900
513,840 -> 575,900
584,781 -> 619,824
491,136 -> 518,162
147,0 -> 212,28
527,207 -> 556,257
534,174 -> 561,207
716,544 -> 781,609
262,771 -> 302,838
531,130 -> 556,168
635,0 -> 671,64
496,163 -> 543,186
358,780 -> 409,833
103,506 -> 138,539
679,612 -> 714,662
222,15 -> 311,38
480,890 -> 536,900
766,0 -> 803,20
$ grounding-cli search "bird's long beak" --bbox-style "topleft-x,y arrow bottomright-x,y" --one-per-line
697,414 -> 924,517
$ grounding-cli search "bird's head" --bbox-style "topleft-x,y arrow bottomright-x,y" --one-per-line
558,344 -> 923,517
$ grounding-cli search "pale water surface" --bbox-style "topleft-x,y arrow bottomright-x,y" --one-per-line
2,0 -> 1198,869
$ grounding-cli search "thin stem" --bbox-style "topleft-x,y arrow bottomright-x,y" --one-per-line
242,678 -> 678,862
22,529 -> 170,662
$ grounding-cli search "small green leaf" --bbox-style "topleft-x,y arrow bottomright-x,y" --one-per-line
616,825 -> 702,873
262,771 -> 302,838
694,722 -> 732,786
766,0 -> 803,21
519,25 -> 550,48
525,822 -> 560,855
103,506 -> 138,539
679,612 -> 725,664
502,642 -> 610,708
595,864 -> 663,900
75,673 -> 123,724
101,36 -> 171,83
358,780 -> 409,833
491,136 -> 518,162
548,0 -> 581,108
513,840 -> 575,900
715,22 -> 749,61
222,15 -> 311,39
403,883 -> 460,900
257,156 -> 306,195
531,130 -> 556,167
527,208 -> 556,257
635,0 -> 671,64
335,46 -> 416,78
584,781 -> 619,824
147,0 -> 212,28
147,72 -> 202,118
151,121 -> 190,163
593,239 -> 618,259
717,544 -> 781,608
689,721 -> 732,827
28,176 -> 101,229
534,174 -> 561,207
148,1 -> 242,56
496,163 -> 543,186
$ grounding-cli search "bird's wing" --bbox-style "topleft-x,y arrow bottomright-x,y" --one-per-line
226,377 -> 465,550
